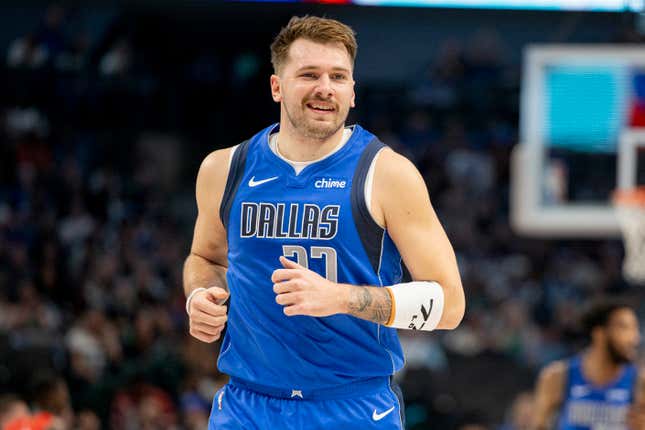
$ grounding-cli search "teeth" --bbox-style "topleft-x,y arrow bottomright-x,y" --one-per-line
311,104 -> 332,111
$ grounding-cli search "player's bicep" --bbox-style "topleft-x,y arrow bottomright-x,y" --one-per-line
189,148 -> 232,267
374,150 -> 464,328
388,197 -> 458,286
376,151 -> 454,278
190,212 -> 227,265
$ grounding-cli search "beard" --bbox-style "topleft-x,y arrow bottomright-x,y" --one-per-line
606,337 -> 634,365
283,99 -> 348,141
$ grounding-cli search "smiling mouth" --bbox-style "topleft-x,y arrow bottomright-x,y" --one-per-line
305,102 -> 336,114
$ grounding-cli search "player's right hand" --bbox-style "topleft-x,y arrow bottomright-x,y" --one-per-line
188,287 -> 229,343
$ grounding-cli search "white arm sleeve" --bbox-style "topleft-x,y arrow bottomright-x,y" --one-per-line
385,281 -> 444,331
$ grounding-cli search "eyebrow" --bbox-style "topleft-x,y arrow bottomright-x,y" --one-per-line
296,66 -> 351,73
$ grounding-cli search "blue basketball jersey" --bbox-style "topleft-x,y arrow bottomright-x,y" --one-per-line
557,355 -> 637,430
217,123 -> 405,392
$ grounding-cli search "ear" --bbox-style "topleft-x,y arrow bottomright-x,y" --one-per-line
270,74 -> 282,103
350,81 -> 356,108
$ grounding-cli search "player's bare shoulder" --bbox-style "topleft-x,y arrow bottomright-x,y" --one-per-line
537,359 -> 568,400
197,146 -> 237,187
373,147 -> 424,188
539,360 -> 567,383
371,146 -> 432,228
196,146 -> 238,208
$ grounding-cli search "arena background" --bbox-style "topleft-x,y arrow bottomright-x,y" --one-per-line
0,1 -> 644,429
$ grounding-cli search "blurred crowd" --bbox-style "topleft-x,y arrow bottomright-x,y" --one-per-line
1,4 -> 644,430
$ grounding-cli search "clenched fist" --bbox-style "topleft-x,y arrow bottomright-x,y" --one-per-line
272,256 -> 345,317
187,287 -> 229,343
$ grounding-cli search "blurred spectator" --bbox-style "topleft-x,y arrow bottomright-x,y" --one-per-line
5,108 -> 50,140
110,383 -> 178,430
458,411 -> 491,430
399,110 -> 439,162
55,33 -> 89,72
35,4 -> 67,60
398,331 -> 448,374
178,372 -> 225,430
498,391 -> 534,430
7,34 -> 48,69
99,39 -> 131,77
3,279 -> 63,348
410,38 -> 465,110
66,309 -> 122,384
75,410 -> 100,430
29,372 -> 74,429
3,412 -> 64,430
0,394 -> 30,429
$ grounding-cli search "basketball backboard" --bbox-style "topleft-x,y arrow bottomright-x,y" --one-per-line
511,45 -> 645,237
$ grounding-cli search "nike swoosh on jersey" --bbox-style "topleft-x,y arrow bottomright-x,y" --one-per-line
248,176 -> 279,187
372,406 -> 395,421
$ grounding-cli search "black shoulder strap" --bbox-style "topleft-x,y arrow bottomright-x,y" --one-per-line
219,139 -> 251,230
350,138 -> 387,277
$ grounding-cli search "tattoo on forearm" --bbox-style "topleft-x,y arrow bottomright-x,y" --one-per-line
356,288 -> 372,311
348,287 -> 392,325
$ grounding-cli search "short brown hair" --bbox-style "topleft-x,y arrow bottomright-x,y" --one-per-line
270,16 -> 357,74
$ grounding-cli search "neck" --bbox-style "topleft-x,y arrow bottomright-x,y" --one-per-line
276,120 -> 346,162
582,346 -> 623,385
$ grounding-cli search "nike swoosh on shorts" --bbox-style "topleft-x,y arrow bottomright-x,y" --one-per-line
372,406 -> 395,421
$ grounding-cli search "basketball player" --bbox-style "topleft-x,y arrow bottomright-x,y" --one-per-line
531,298 -> 645,430
183,16 -> 465,429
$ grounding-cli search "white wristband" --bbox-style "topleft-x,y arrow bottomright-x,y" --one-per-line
185,287 -> 207,316
385,281 -> 444,331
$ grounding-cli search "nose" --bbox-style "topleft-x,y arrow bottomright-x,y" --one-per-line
313,74 -> 334,99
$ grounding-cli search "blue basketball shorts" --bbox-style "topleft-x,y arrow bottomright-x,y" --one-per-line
208,376 -> 405,430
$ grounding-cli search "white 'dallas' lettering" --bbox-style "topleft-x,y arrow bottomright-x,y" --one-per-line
314,177 -> 347,189
240,202 -> 340,240
567,401 -> 628,426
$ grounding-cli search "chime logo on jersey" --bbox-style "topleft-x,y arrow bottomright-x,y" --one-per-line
314,177 -> 347,189
240,202 -> 340,239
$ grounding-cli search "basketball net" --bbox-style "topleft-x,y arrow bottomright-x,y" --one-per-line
613,186 -> 645,285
